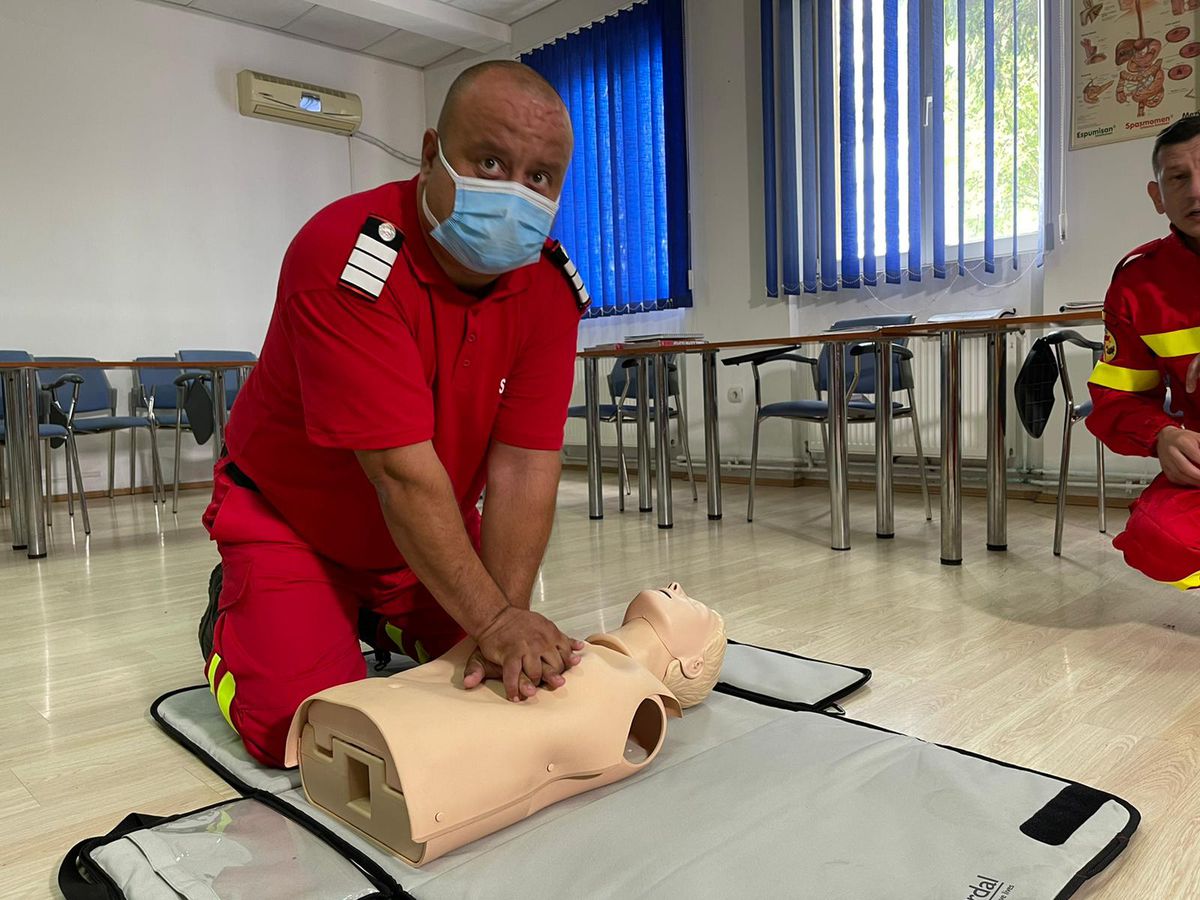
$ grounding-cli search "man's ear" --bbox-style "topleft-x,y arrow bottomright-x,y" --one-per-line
420,129 -> 439,177
1148,179 -> 1166,214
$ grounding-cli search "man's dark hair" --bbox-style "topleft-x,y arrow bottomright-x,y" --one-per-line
1152,116 -> 1200,176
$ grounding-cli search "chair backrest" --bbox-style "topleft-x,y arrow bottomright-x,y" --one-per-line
607,356 -> 680,405
0,350 -> 34,422
177,349 -> 257,402
816,315 -> 916,395
35,357 -> 113,415
135,356 -> 181,410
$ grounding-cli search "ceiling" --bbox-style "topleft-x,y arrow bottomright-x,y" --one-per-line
152,0 -> 561,68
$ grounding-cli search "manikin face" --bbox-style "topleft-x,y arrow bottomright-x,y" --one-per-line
1148,134 -> 1200,247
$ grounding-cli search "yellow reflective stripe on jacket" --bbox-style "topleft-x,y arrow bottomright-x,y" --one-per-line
1088,361 -> 1160,393
415,641 -> 430,664
1141,326 -> 1200,358
215,671 -> 238,734
206,654 -> 221,694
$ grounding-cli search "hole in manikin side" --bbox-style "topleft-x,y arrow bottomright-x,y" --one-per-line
346,754 -> 372,818
624,697 -> 666,765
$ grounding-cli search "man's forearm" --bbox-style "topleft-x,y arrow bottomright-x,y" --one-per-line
357,444 -> 508,637
481,443 -> 562,609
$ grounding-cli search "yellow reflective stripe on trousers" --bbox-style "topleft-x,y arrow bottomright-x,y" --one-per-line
1141,326 -> 1200,358
206,654 -> 221,694
384,623 -> 404,649
1088,361 -> 1160,393
415,641 -> 430,664
215,671 -> 238,734
1166,569 -> 1200,590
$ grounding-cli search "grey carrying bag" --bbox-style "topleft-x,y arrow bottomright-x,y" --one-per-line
60,644 -> 1138,899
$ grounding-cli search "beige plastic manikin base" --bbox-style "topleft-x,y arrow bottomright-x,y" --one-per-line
283,583 -> 726,867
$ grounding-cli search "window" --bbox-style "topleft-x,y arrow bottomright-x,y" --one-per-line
522,0 -> 691,317
760,0 -> 1047,296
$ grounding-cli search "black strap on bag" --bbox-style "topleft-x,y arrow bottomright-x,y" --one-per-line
58,812 -> 168,899
183,379 -> 215,446
1014,337 -> 1059,439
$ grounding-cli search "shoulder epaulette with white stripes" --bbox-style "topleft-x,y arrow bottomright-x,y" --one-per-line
339,216 -> 404,302
543,240 -> 591,313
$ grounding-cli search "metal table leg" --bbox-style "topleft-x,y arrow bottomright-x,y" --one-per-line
701,350 -> 723,520
940,330 -> 962,565
828,342 -> 850,551
875,340 -> 894,539
584,357 -> 603,519
9,368 -> 47,558
3,371 -> 29,550
986,331 -> 1007,551
654,355 -> 673,529
636,358 -> 652,512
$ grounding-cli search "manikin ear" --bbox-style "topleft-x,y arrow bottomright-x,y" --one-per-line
1148,179 -> 1167,215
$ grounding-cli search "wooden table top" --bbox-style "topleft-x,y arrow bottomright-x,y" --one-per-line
578,310 -> 1104,358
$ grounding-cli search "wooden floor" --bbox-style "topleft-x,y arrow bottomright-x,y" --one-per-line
1,473 -> 1197,898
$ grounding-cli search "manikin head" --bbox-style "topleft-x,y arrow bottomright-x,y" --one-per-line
590,583 -> 727,708
1148,116 -> 1200,251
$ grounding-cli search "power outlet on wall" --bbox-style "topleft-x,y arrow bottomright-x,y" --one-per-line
727,386 -> 744,403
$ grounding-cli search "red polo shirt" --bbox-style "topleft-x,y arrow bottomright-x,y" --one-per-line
223,177 -> 584,572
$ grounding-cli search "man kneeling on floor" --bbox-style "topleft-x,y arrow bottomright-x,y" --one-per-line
1087,116 -> 1200,587
197,60 -> 590,767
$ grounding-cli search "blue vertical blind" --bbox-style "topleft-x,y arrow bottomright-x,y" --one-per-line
522,0 -> 691,317
760,0 -> 1046,297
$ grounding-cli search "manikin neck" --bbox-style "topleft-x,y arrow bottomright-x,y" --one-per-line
601,618 -> 673,680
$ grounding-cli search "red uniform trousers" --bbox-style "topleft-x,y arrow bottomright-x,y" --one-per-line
201,459 -> 466,767
1112,473 -> 1200,588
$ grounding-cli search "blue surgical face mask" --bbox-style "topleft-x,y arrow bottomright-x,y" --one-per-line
422,139 -> 560,276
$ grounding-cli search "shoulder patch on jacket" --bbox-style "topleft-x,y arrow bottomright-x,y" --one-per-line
543,240 -> 591,313
339,216 -> 404,301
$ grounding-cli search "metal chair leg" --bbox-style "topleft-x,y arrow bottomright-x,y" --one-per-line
129,428 -> 137,498
0,440 -> 6,510
1054,413 -> 1075,557
69,434 -> 90,535
65,442 -> 75,517
614,411 -> 626,513
148,426 -> 165,505
108,431 -> 116,499
1096,437 -> 1107,534
747,415 -> 762,522
673,389 -> 698,502
172,424 -> 183,514
908,391 -> 933,521
44,439 -> 53,528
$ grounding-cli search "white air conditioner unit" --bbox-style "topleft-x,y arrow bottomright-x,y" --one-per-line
236,70 -> 362,136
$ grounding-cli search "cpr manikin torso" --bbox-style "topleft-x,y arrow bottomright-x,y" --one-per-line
284,583 -> 726,866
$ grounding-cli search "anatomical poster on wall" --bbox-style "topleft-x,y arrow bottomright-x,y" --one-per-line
1072,0 -> 1200,148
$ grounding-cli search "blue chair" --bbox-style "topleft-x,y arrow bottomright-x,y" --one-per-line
724,315 -> 931,522
0,350 -> 90,532
176,349 -> 256,412
567,356 -> 696,512
133,358 -> 193,512
37,358 -> 163,504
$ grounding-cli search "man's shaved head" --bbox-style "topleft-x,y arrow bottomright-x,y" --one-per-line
437,60 -> 568,145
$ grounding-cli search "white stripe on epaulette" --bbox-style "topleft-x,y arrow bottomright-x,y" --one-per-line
340,263 -> 385,297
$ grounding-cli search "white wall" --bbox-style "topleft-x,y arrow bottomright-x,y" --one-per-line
1,0 -> 423,493
426,0 -> 1168,486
